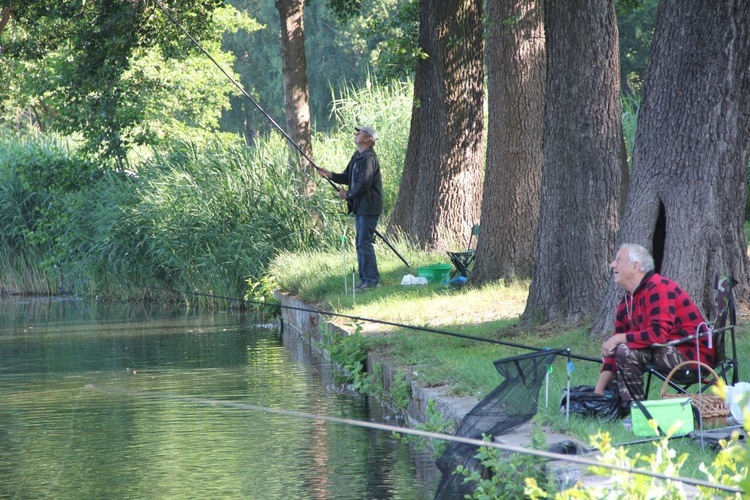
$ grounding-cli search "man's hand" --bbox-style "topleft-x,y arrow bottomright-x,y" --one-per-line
601,333 -> 627,357
337,190 -> 347,199
316,168 -> 330,179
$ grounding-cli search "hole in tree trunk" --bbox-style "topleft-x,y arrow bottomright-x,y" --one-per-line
652,202 -> 666,273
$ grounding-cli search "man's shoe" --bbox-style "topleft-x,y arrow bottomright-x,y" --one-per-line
354,282 -> 378,291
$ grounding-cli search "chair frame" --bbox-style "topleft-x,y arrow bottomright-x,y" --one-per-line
644,274 -> 739,398
446,225 -> 480,279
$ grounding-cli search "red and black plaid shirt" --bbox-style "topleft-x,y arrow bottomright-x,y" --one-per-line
602,271 -> 714,372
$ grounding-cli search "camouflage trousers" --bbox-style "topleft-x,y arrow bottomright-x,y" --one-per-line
614,343 -> 686,406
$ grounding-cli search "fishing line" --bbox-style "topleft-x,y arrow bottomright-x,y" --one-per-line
86,384 -> 744,494
153,0 -> 316,173
152,0 -> 411,268
161,285 -> 601,364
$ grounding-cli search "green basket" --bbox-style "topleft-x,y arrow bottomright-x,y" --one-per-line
417,263 -> 452,284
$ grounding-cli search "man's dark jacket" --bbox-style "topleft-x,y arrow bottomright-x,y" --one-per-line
330,147 -> 382,216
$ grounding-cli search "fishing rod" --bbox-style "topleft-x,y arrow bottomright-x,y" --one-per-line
86,386 -> 743,494
153,0 -> 411,269
163,285 -> 602,365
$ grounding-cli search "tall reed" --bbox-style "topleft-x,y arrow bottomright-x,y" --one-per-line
0,133 -> 73,294
52,138 -> 344,302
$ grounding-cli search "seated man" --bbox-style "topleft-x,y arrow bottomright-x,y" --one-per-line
594,243 -> 714,413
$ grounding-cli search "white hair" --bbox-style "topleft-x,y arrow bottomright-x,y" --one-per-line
620,243 -> 654,273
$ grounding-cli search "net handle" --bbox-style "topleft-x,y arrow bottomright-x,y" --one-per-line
659,360 -> 720,399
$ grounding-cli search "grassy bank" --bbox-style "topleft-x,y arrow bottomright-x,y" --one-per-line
268,243 -> 750,485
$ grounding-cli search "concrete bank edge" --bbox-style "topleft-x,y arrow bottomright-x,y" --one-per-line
274,291 -> 479,427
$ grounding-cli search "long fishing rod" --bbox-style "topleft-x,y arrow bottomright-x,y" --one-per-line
88,385 -> 744,495
153,0 -> 411,269
165,285 -> 602,364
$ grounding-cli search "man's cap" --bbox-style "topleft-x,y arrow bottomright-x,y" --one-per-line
355,125 -> 378,142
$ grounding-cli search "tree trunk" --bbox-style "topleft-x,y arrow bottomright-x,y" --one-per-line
522,0 -> 625,324
275,0 -> 315,197
0,5 -> 15,34
592,0 -> 750,335
473,0 -> 545,284
387,0 -> 484,250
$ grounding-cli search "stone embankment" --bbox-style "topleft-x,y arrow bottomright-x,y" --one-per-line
275,291 -> 479,424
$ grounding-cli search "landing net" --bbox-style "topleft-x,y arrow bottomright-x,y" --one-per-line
434,349 -> 564,499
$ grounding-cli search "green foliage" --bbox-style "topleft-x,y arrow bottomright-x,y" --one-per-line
525,427 -> 749,499
221,0 -> 417,136
322,322 -> 375,392
457,431 -> 549,500
621,92 -> 640,167
360,0 -> 424,81
95,138 -> 329,298
0,161 -> 57,294
616,0 -> 658,94
0,1 -> 254,160
0,133 -> 95,288
395,399 -> 455,458
1,133 -> 101,194
245,275 -> 281,318
0,134 -> 326,299
325,0 -> 362,23
389,371 -> 412,410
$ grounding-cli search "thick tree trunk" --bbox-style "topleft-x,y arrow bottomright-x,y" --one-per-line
522,0 -> 624,324
387,0 -> 484,250
473,0 -> 545,284
275,0 -> 315,197
388,69 -> 423,237
592,0 -> 750,335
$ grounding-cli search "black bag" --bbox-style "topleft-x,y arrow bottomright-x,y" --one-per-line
560,385 -> 622,421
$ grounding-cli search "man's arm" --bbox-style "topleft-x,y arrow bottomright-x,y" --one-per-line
316,167 -> 349,199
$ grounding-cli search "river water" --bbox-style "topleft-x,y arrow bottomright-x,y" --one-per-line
0,297 -> 439,499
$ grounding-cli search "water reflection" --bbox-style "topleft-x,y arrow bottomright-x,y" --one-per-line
0,297 -> 437,499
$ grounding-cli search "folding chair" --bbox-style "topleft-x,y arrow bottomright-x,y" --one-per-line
446,224 -> 480,279
644,274 -> 739,398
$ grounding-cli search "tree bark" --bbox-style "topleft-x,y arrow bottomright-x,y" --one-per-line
275,0 -> 315,197
473,0 -> 545,284
387,0 -> 484,250
522,0 -> 625,324
0,5 -> 15,35
592,0 -> 750,335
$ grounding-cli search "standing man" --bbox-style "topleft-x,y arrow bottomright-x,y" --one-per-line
317,125 -> 382,290
594,243 -> 714,413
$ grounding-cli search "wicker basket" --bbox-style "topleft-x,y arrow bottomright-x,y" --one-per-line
660,361 -> 729,425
